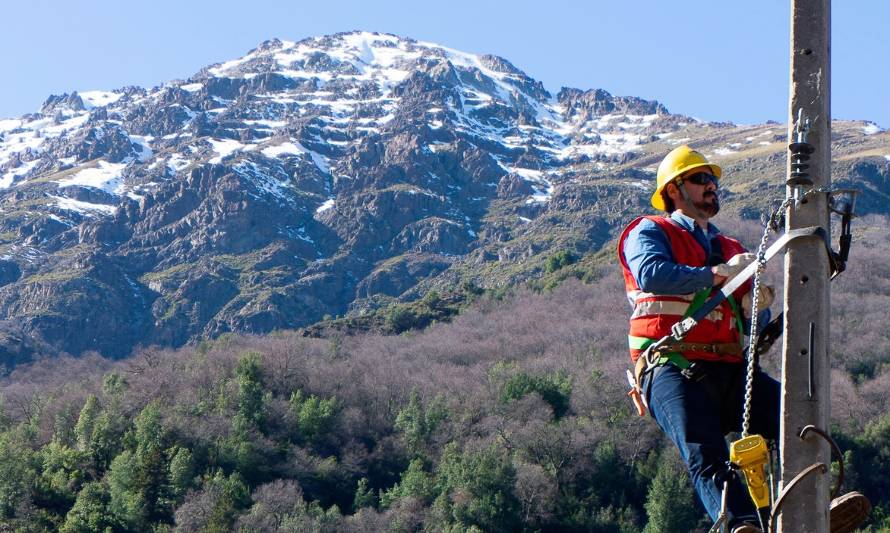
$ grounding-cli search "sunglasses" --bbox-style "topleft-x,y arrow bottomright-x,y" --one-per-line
680,172 -> 719,187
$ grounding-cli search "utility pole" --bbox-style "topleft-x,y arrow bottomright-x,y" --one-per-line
778,0 -> 831,531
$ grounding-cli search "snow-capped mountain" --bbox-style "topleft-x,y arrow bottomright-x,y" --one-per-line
0,31 -> 887,361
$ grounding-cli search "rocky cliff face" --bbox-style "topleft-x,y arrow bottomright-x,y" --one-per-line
0,31 -> 887,360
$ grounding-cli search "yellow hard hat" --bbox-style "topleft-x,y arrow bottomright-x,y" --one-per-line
651,145 -> 722,211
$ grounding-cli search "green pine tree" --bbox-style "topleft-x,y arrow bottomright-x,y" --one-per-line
642,452 -> 699,533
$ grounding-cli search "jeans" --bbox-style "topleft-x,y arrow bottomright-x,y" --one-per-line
643,361 -> 780,528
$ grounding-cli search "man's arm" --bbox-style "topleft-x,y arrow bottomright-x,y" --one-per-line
623,219 -> 715,295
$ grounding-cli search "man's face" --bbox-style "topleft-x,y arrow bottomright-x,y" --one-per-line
677,169 -> 720,217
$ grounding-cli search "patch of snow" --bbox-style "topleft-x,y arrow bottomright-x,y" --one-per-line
180,83 -> 203,92
56,161 -> 127,194
261,141 -> 308,158
167,153 -> 190,172
863,123 -> 881,135
510,166 -> 554,203
0,118 -> 22,132
512,168 -> 543,180
129,135 -> 154,162
208,49 -> 261,76
47,214 -> 71,226
208,138 -> 251,164
759,141 -> 772,146
316,198 -> 335,213
307,150 -> 330,174
376,113 -> 396,125
1,159 -> 39,189
234,160 -> 292,203
0,244 -> 45,264
244,119 -> 287,129
518,216 -> 531,223
714,148 -> 736,156
50,195 -> 117,216
427,142 -> 450,153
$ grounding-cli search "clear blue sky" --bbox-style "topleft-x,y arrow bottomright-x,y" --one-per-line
2,0 -> 887,127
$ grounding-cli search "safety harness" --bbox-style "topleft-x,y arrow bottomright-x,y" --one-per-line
626,286 -> 745,417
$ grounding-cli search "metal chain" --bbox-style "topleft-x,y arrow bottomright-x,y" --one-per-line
740,188 -> 831,437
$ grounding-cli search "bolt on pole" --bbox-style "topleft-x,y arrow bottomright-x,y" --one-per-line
777,0 -> 831,532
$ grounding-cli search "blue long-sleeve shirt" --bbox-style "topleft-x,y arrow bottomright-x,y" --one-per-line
623,212 -> 717,295
622,211 -> 770,331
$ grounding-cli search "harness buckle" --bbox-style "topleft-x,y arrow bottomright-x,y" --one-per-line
671,317 -> 697,339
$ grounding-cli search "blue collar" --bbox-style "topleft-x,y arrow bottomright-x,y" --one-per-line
669,211 -> 721,238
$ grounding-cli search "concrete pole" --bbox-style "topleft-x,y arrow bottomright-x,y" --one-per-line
778,0 -> 831,532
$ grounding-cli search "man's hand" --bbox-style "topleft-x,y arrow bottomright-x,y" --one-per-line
742,284 -> 775,317
712,253 -> 756,285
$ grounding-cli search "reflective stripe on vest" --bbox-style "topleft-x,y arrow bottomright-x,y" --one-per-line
631,299 -> 725,323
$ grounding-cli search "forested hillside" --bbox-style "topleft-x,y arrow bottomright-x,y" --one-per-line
0,214 -> 888,532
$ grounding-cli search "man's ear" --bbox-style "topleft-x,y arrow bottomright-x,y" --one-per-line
665,182 -> 680,201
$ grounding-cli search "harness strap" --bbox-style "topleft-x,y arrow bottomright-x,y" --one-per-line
631,336 -> 692,392
685,287 -> 711,319
727,294 -> 745,333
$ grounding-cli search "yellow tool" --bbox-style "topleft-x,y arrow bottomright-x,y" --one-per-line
729,434 -> 771,510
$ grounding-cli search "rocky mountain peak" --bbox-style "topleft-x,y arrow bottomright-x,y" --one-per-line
0,31 -> 886,363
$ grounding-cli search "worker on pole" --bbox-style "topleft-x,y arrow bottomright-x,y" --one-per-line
619,145 -> 778,532
618,145 -> 871,532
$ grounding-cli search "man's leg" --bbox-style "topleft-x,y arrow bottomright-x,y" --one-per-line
645,364 -> 759,527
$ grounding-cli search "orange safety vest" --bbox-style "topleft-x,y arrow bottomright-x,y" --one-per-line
617,215 -> 750,364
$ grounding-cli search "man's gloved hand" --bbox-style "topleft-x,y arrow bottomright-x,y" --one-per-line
713,253 -> 757,281
742,284 -> 775,317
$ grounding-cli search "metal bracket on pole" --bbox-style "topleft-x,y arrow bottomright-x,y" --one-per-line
827,188 -> 858,278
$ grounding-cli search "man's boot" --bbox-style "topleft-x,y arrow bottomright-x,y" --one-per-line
830,491 -> 871,533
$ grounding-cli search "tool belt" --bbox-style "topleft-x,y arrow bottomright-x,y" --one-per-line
631,338 -> 742,384
627,339 -> 743,417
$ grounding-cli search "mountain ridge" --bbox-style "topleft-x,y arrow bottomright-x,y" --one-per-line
0,30 -> 887,361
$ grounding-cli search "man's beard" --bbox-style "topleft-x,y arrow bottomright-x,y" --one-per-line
695,193 -> 720,217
